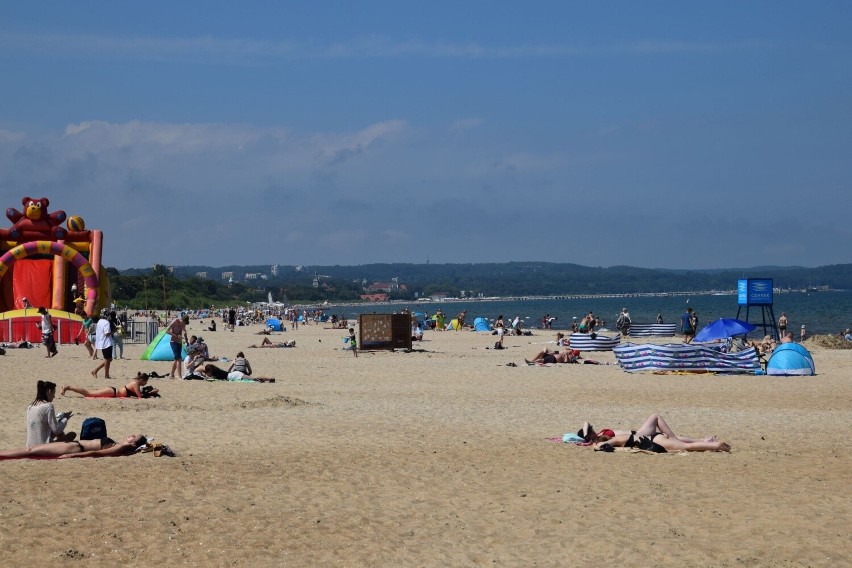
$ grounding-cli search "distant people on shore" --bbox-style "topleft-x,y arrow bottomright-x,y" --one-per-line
844,329 -> 852,341
681,307 -> 696,344
511,315 -> 523,335
778,312 -> 788,337
656,313 -> 664,324
616,308 -> 631,337
456,310 -> 467,330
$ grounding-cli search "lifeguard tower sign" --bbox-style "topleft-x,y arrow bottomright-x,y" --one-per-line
738,278 -> 773,306
736,278 -> 778,340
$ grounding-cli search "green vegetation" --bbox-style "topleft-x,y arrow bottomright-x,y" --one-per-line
110,262 -> 852,309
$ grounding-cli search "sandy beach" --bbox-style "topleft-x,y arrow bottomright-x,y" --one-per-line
0,321 -> 849,567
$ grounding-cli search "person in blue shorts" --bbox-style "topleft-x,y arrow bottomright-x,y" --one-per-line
165,316 -> 188,379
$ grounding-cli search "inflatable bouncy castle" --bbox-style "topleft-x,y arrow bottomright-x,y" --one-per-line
0,197 -> 109,344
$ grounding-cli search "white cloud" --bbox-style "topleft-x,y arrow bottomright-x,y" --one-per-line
0,116 -> 844,269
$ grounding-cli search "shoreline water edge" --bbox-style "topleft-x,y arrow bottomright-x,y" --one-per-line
288,289 -> 851,336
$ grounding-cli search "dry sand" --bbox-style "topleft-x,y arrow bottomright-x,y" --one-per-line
0,321 -> 849,567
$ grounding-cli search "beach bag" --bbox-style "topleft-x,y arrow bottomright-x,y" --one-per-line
81,417 -> 107,440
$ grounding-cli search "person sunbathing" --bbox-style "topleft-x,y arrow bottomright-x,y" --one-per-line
0,434 -> 147,460
201,364 -> 275,383
747,335 -> 776,355
578,414 -> 730,452
525,348 -> 580,364
62,373 -> 159,399
248,338 -> 296,348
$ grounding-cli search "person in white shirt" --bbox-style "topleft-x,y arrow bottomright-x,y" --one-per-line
27,380 -> 74,447
91,315 -> 114,379
38,307 -> 58,357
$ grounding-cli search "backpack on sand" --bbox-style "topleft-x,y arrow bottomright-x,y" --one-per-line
81,417 -> 107,440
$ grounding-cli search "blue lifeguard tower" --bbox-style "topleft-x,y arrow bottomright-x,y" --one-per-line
735,278 -> 779,341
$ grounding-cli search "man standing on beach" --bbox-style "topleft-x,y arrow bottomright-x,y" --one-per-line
228,307 -> 237,332
681,307 -> 696,344
166,315 -> 189,379
91,315 -> 114,378
778,312 -> 788,339
616,308 -> 631,337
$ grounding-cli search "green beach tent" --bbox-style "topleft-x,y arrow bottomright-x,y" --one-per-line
141,330 -> 188,361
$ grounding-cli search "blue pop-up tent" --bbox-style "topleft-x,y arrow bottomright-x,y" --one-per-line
265,318 -> 284,331
766,343 -> 815,376
473,317 -> 491,332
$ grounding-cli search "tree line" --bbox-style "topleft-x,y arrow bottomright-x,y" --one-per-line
109,262 -> 852,309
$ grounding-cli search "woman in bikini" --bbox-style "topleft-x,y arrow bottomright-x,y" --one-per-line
526,348 -> 580,364
578,414 -> 730,452
0,434 -> 147,460
61,372 -> 158,399
248,338 -> 296,348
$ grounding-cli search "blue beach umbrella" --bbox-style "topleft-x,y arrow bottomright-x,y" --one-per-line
694,318 -> 757,342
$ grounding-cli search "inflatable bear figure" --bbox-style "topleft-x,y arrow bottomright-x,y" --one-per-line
1,197 -> 67,242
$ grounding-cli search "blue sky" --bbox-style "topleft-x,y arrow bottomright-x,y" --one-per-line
1,2 -> 849,270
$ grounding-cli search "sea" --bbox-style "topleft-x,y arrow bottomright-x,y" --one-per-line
334,290 -> 852,337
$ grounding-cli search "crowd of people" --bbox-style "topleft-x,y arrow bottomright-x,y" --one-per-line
11,301 -> 811,464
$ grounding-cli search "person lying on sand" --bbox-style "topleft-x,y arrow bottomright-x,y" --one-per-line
525,348 -> 580,364
578,414 -> 730,452
248,338 -> 296,348
202,364 -> 275,383
0,434 -> 148,460
62,373 -> 159,399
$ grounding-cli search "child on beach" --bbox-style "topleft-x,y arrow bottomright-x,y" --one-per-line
348,328 -> 357,357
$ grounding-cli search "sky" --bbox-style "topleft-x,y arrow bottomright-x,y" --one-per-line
1,2 -> 850,271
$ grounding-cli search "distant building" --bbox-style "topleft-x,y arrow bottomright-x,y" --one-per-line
270,264 -> 279,277
245,273 -> 258,280
431,292 -> 449,301
360,293 -> 390,302
221,271 -> 234,280
195,271 -> 208,279
368,280 -> 400,293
